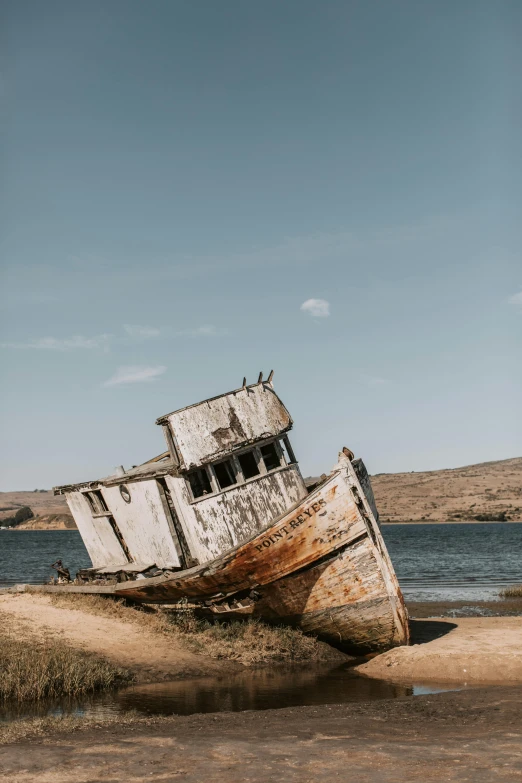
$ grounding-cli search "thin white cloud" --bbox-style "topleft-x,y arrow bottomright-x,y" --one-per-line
123,324 -> 161,338
508,291 -> 522,306
300,299 -> 330,318
103,365 -> 166,387
359,373 -> 389,387
176,324 -> 223,337
1,334 -> 112,351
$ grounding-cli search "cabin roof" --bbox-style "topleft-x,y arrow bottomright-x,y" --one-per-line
156,380 -> 293,470
53,453 -> 178,495
156,379 -> 276,423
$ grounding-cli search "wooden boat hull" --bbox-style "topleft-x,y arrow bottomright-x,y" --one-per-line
114,452 -> 409,653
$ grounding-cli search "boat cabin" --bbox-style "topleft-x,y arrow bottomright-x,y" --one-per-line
54,376 -> 307,574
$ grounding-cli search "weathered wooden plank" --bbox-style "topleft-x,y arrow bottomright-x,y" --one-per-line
116,466 -> 366,602
165,466 -> 307,565
33,455 -> 409,652
157,382 -> 293,470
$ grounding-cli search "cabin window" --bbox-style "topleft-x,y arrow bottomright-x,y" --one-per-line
83,490 -> 109,513
92,490 -> 109,512
237,449 -> 260,480
260,443 -> 281,472
214,459 -> 237,490
83,492 -> 97,513
187,467 -> 212,499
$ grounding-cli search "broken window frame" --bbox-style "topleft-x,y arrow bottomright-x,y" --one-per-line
81,488 -> 131,562
186,467 -> 212,499
236,449 -> 261,480
212,458 -> 237,490
82,489 -> 111,516
186,436 -> 296,503
259,441 -> 282,472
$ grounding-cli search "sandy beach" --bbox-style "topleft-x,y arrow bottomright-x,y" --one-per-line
1,687 -> 521,782
2,593 -> 521,686
1,593 -> 521,781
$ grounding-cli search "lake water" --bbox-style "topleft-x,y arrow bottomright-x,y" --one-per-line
0,523 -> 521,601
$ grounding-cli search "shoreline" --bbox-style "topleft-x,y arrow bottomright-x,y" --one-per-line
381,519 -> 522,525
2,519 -> 522,531
1,593 -> 521,685
1,594 -> 521,780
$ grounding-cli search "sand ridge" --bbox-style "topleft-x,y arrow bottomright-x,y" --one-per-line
356,616 -> 522,683
0,593 -> 238,681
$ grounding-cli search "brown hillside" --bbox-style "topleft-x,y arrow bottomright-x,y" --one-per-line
0,491 -> 74,529
371,456 -> 522,523
2,457 -> 521,529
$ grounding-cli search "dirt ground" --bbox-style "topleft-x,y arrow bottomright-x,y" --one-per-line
1,687 -> 521,782
0,593 -> 240,681
1,595 -> 522,781
356,617 -> 522,684
2,594 -> 522,686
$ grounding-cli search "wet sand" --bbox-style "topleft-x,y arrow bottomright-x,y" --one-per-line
1,595 -> 522,780
407,598 -> 522,617
1,687 -> 521,782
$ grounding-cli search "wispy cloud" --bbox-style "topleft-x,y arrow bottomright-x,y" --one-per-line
508,291 -> 522,306
359,373 -> 389,387
176,324 -> 223,337
300,299 -> 330,318
1,334 -> 112,351
103,365 -> 167,387
123,324 -> 161,338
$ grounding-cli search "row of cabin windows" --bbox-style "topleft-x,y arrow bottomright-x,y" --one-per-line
186,438 -> 295,500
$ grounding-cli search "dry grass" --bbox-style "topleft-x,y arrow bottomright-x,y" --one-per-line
0,614 -> 133,703
44,592 -> 336,665
169,611 -> 323,664
499,585 -> 522,598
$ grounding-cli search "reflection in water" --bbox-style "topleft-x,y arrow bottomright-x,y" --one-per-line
1,664 -> 424,723
113,665 -> 412,716
0,664 -> 464,724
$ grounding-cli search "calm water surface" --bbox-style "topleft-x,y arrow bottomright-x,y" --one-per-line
0,663 -> 460,723
383,523 -> 522,601
1,524 -> 521,600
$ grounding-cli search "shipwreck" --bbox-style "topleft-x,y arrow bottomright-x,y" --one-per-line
52,373 -> 409,653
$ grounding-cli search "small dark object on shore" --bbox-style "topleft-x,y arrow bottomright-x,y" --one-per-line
50,560 -> 71,583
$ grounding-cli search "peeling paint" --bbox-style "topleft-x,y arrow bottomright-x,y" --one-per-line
159,382 -> 292,469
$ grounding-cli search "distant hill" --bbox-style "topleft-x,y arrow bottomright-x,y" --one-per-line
370,456 -> 522,523
0,490 -> 74,529
2,456 -> 521,529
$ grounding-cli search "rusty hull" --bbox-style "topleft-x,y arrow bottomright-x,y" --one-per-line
115,452 -> 409,653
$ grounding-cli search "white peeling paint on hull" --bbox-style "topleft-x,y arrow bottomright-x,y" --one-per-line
114,453 -> 409,653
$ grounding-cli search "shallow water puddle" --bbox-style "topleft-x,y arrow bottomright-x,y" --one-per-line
0,664 -> 463,723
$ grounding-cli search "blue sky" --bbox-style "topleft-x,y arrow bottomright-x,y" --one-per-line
1,0 -> 521,490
